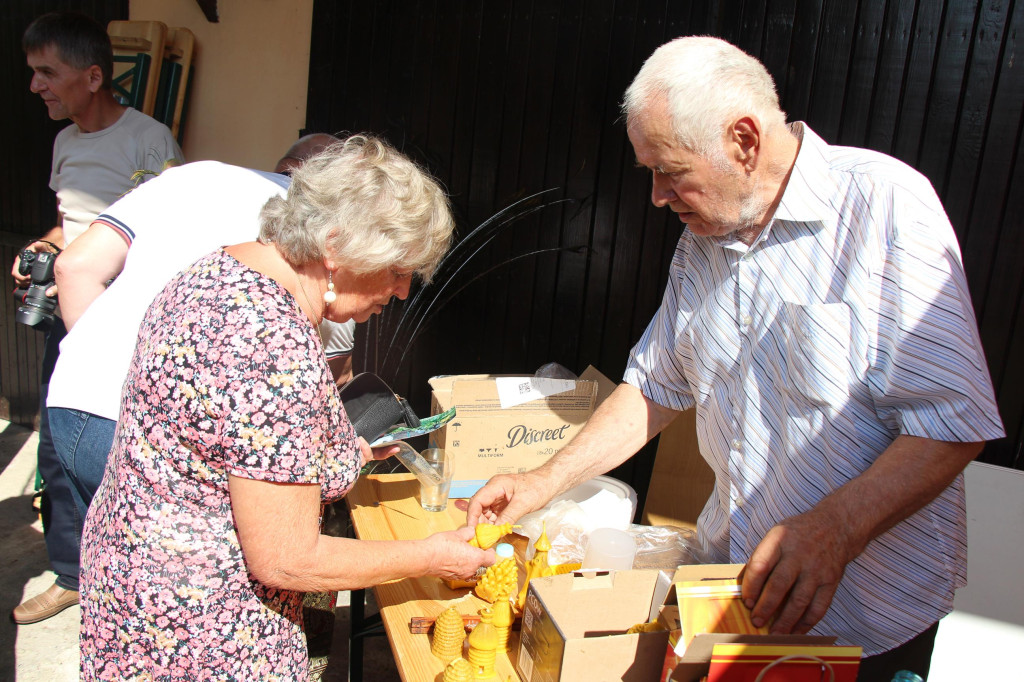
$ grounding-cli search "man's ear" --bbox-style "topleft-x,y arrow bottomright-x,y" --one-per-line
86,65 -> 104,93
729,116 -> 762,172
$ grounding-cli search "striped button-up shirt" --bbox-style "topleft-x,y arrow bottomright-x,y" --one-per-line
624,123 -> 1005,655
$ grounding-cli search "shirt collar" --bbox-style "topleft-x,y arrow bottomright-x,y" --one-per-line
713,122 -> 834,252
773,122 -> 837,224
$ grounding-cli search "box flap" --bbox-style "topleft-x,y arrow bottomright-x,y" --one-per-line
682,634 -> 838,663
529,570 -> 664,638
670,564 -> 744,584
579,365 -> 617,406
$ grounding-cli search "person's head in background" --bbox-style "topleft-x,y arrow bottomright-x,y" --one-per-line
23,11 -> 114,123
274,133 -> 340,175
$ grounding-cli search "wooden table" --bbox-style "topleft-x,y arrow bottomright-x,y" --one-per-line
346,473 -> 523,681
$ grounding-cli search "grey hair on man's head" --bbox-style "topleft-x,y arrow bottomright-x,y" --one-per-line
23,11 -> 114,89
259,134 -> 454,282
622,36 -> 787,159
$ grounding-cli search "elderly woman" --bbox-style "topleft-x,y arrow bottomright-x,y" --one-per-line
78,136 -> 494,680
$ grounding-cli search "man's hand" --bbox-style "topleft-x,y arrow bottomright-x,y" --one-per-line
466,471 -> 556,526
741,506 -> 852,635
740,436 -> 982,635
11,240 -> 54,288
12,222 -> 64,287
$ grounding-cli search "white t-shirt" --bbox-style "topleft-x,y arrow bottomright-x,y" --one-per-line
47,161 -> 355,420
50,106 -> 184,244
320,315 -> 355,360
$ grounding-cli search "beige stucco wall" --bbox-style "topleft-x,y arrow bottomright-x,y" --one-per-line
129,0 -> 313,170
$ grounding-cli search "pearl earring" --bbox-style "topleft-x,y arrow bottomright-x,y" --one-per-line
323,271 -> 337,304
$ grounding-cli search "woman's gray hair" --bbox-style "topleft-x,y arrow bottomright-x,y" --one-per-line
259,134 -> 454,282
622,36 -> 787,160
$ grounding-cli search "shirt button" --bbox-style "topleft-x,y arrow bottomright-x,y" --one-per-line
731,439 -> 742,451
735,497 -> 744,508
741,314 -> 752,326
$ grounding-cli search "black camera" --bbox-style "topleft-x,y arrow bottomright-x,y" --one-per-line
13,248 -> 60,330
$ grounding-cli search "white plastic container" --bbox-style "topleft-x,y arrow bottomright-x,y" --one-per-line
542,475 -> 638,520
518,475 -> 639,563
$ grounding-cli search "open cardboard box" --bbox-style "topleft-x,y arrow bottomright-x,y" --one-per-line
660,564 -> 860,682
428,366 -> 616,497
515,565 -> 860,682
516,569 -> 673,682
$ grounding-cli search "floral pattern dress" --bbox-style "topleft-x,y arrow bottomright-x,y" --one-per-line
80,249 -> 362,681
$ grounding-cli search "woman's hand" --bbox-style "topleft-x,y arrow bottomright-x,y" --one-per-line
356,437 -> 401,467
422,526 -> 496,581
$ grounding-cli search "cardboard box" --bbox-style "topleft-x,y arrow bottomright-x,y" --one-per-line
428,367 -> 614,497
659,565 -> 859,682
516,569 -> 674,682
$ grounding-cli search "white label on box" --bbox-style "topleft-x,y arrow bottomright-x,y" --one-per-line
517,636 -> 535,681
495,377 -> 576,409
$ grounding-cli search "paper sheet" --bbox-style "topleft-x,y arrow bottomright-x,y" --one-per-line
494,377 -> 577,409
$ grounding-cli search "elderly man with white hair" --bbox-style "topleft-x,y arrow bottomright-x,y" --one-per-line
469,36 -> 1004,679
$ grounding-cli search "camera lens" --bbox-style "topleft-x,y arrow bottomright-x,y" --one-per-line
13,281 -> 57,330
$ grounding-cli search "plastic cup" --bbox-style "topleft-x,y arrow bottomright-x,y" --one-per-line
417,448 -> 453,512
581,527 -> 636,571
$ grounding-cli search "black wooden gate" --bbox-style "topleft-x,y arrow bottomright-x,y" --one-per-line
306,0 -> 1023,474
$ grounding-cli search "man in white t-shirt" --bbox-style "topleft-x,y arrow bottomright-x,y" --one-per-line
11,11 -> 182,625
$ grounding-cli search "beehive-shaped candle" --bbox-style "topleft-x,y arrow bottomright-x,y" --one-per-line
517,523 -> 555,609
490,590 -> 514,652
474,556 -> 517,603
469,522 -> 517,549
467,607 -> 498,679
431,606 -> 466,663
443,657 -> 473,682
626,620 -> 667,634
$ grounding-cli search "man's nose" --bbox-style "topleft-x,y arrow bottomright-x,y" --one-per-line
651,174 -> 676,207
29,73 -> 44,93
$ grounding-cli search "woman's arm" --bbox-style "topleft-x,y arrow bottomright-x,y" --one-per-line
228,475 -> 494,592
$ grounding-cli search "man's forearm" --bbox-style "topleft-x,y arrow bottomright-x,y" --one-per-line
530,382 -> 680,496
742,433 -> 982,633
814,435 -> 981,561
56,279 -> 109,329
53,223 -> 130,329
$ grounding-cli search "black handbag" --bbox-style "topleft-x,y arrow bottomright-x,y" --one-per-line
338,372 -> 421,443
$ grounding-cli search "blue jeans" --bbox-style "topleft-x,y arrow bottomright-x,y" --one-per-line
37,319 -> 81,591
47,407 -> 117,551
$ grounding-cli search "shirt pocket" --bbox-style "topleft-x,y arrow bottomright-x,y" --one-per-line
783,302 -> 852,408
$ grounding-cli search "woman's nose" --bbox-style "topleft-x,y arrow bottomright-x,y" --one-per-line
394,276 -> 412,300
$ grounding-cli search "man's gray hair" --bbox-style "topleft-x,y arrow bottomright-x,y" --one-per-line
622,36 -> 787,158
259,134 -> 454,283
